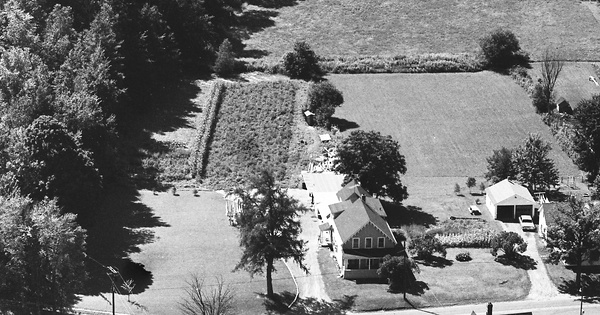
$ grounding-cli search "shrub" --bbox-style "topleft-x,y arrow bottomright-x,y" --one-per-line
532,83 -> 552,113
490,231 -> 527,258
409,233 -> 447,259
478,29 -> 522,69
213,39 -> 235,77
455,251 -> 472,262
306,82 -> 344,129
282,41 -> 323,81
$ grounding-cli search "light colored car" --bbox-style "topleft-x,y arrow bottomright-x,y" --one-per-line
519,215 -> 536,232
469,205 -> 481,215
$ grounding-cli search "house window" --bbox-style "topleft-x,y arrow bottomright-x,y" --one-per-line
347,259 -> 359,269
365,237 -> 373,249
377,237 -> 385,248
352,238 -> 360,249
359,259 -> 369,269
370,259 -> 381,270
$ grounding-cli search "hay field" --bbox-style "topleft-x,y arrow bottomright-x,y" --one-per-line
244,0 -> 600,61
328,72 -> 581,177
530,62 -> 600,108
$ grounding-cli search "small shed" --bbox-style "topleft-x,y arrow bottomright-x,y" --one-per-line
485,179 -> 536,221
304,110 -> 315,126
556,97 -> 573,115
319,134 -> 331,142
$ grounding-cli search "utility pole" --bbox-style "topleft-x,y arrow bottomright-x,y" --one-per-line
107,266 -> 118,315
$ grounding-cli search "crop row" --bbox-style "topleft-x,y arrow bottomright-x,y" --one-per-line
202,81 -> 297,189
435,231 -> 498,248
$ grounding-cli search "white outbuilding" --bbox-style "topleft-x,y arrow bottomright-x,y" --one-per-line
485,179 -> 536,221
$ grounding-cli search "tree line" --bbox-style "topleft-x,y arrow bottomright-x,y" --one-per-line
0,0 -> 248,312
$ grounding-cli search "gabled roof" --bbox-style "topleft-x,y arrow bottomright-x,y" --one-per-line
332,198 -> 396,244
336,179 -> 371,201
485,179 -> 535,206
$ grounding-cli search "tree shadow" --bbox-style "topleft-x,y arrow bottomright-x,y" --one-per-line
389,281 -> 429,296
238,49 -> 271,59
382,201 -> 437,228
494,254 -> 537,270
82,181 -> 169,296
415,256 -> 453,268
247,0 -> 301,9
558,274 -> 600,300
329,117 -> 359,132
264,291 -> 356,314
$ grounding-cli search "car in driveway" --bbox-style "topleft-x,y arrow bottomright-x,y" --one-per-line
519,215 -> 536,232
469,205 -> 481,215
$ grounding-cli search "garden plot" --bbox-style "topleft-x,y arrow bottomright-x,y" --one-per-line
328,72 -> 581,177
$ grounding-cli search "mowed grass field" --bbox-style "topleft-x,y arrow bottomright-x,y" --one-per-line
530,62 -> 600,107
328,72 -> 581,177
245,0 -> 600,61
77,191 -> 295,315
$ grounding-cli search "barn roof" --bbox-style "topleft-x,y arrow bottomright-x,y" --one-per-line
556,97 -> 568,105
301,172 -> 345,193
485,179 -> 535,206
331,198 -> 395,244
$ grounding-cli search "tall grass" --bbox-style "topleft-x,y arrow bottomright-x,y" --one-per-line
202,81 -> 297,189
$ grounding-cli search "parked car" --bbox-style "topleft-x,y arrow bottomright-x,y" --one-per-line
519,215 -> 536,232
469,205 -> 481,215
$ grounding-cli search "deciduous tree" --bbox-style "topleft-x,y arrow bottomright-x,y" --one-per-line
234,170 -> 307,298
490,231 -> 527,259
546,198 -> 600,289
513,133 -> 559,192
478,28 -> 523,69
540,47 -> 563,111
179,274 -> 234,315
0,196 -> 87,314
466,177 -> 476,194
484,147 -> 516,184
377,255 -> 419,299
335,130 -> 408,203
306,81 -> 344,129
572,94 -> 600,181
282,41 -> 323,81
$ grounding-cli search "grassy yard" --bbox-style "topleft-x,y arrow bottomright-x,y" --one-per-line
77,191 -> 296,315
318,248 -> 529,312
328,72 -> 581,178
244,0 -> 600,61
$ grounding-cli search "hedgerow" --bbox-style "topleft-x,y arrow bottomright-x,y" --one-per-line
202,81 -> 297,189
241,53 -> 482,75
191,81 -> 225,179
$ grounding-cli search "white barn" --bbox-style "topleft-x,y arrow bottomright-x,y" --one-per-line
485,179 -> 536,221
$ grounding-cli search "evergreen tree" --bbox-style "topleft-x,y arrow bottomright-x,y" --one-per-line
233,170 -> 307,298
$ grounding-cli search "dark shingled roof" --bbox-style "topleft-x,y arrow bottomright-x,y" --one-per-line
331,198 -> 396,244
336,179 -> 371,201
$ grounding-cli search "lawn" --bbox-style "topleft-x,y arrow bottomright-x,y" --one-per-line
328,72 -> 581,178
77,190 -> 296,315
318,247 -> 529,312
244,0 -> 600,61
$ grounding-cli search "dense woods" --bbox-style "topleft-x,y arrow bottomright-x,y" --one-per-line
0,0 -> 249,310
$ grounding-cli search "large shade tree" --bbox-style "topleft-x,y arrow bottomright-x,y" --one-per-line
484,147 -> 516,184
546,198 -> 600,289
233,170 -> 307,298
0,196 -> 87,314
513,133 -> 559,192
335,130 -> 408,203
378,255 -> 419,299
572,94 -> 600,181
